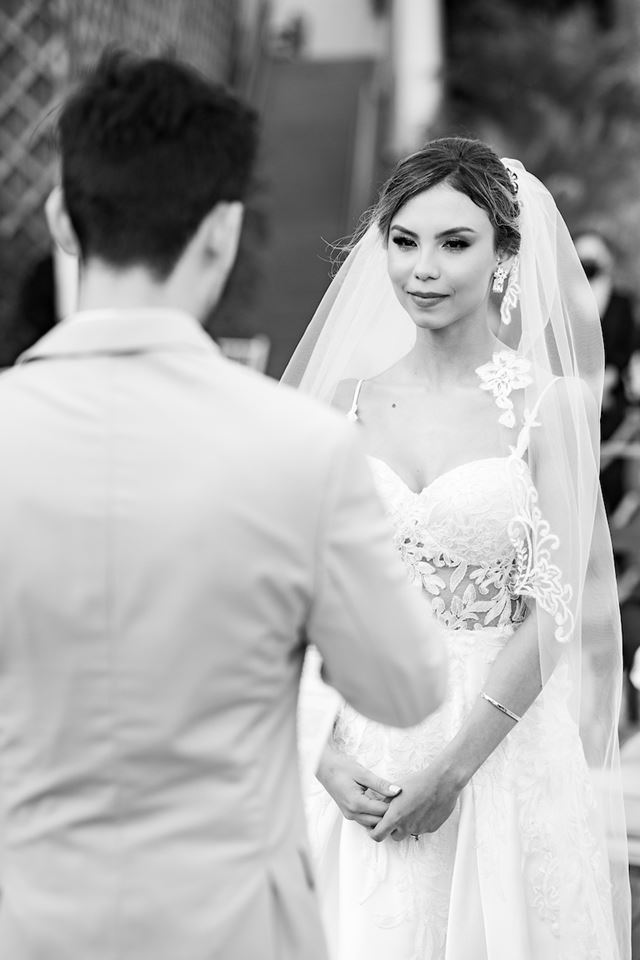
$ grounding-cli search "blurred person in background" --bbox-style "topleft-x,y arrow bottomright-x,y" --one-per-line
272,12 -> 308,59
574,230 -> 636,515
0,49 -> 448,960
286,138 -> 629,960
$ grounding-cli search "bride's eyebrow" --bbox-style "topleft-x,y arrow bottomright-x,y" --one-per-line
390,224 -> 418,237
436,227 -> 477,238
390,224 -> 478,238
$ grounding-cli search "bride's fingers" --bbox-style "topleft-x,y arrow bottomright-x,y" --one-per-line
355,795 -> 391,818
390,828 -> 410,842
362,787 -> 391,803
355,814 -> 383,829
355,771 -> 402,800
369,809 -> 398,843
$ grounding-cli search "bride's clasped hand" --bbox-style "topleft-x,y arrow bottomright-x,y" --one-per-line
370,756 -> 463,843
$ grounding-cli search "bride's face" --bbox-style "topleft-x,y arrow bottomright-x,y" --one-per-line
387,181 -> 501,332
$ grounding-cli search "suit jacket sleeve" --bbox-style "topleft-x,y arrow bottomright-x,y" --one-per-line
306,425 -> 447,728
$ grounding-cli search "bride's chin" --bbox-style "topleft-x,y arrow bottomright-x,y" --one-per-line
410,313 -> 456,331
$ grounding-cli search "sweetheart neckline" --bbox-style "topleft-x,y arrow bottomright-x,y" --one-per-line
367,455 -> 515,497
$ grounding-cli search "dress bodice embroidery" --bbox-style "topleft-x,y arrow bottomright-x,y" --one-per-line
368,454 -> 528,631
348,353 -> 573,638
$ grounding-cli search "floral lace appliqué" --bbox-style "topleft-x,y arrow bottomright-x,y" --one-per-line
476,350 -> 532,429
507,458 -> 575,643
396,525 -> 526,632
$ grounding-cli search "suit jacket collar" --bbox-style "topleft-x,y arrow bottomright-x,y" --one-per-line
18,309 -> 220,363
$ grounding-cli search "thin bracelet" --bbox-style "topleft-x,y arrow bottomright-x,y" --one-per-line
480,692 -> 522,723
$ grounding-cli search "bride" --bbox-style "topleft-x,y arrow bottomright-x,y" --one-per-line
285,138 -> 630,959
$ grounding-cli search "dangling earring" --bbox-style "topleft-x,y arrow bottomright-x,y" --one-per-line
499,255 -> 520,327
492,263 -> 508,293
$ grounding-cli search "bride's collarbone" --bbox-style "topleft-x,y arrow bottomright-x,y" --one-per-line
361,397 -> 501,446
359,379 -> 497,420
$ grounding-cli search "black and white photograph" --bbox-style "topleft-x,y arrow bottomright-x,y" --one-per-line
0,1 -> 638,957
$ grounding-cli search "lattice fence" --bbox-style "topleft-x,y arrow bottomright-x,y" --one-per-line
0,0 -> 237,360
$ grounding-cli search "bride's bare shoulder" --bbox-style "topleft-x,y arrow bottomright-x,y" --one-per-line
331,378 -> 360,414
332,363 -> 405,413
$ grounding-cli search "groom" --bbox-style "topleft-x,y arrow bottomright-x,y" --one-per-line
0,51 -> 446,960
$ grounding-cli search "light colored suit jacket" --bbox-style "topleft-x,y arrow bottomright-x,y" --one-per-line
0,309 -> 445,960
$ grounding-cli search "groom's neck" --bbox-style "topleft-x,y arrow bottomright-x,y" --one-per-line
76,259 -> 201,319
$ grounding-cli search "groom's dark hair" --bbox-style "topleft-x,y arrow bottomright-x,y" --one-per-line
56,48 -> 259,278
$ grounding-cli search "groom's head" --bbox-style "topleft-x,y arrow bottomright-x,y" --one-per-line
49,49 -> 258,317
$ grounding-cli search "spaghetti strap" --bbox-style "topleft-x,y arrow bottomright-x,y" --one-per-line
513,377 -> 559,458
346,379 -> 365,423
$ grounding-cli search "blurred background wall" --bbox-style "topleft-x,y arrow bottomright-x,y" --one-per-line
270,0 -> 387,59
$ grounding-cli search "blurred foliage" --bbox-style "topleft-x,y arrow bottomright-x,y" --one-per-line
441,0 -> 640,285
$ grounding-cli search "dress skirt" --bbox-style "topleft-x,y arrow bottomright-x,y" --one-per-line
305,625 -> 619,960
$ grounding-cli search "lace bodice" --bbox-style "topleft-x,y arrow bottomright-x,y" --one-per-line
369,454 -> 529,631
349,351 -> 574,639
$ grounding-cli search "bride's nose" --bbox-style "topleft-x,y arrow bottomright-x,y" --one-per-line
413,252 -> 440,281
413,263 -> 440,280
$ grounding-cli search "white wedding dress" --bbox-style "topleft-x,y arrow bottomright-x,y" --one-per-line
305,362 -> 619,960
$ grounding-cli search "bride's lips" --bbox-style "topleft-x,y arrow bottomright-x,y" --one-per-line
407,291 -> 449,306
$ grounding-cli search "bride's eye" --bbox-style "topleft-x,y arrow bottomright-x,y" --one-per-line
443,238 -> 469,251
392,235 -> 416,248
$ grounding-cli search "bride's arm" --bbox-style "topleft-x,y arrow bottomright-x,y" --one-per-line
438,606 -> 546,783
370,611 -> 545,842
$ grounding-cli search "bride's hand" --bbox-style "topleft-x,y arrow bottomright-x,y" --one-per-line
316,743 -> 402,830
368,758 -> 461,842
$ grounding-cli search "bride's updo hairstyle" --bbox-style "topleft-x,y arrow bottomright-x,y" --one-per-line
372,137 -> 521,258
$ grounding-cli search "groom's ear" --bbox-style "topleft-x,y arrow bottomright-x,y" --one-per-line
203,200 -> 245,276
45,186 -> 80,258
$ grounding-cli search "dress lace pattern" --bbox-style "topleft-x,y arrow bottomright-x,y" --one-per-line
508,457 -> 575,643
476,350 -> 533,428
379,456 -> 529,634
